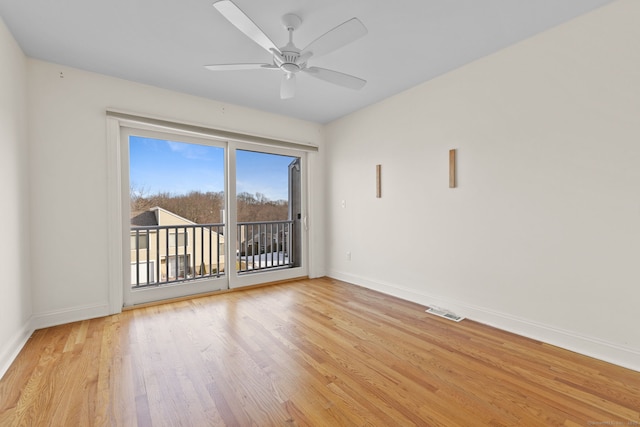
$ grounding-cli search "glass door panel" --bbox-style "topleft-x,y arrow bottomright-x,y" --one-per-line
230,147 -> 306,288
124,128 -> 227,305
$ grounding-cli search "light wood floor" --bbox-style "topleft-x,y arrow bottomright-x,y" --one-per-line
1,278 -> 639,426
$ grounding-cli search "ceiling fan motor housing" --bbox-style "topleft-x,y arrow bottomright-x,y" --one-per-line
277,14 -> 304,73
276,48 -> 303,73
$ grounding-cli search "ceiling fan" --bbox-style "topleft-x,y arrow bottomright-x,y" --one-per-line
205,0 -> 368,99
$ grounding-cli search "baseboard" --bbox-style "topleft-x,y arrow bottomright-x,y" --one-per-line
0,322 -> 34,381
328,270 -> 640,373
1,302 -> 119,380
30,303 -> 111,331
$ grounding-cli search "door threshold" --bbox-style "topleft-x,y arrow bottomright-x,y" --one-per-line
122,276 -> 309,311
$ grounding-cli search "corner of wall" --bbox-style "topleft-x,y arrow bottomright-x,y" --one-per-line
0,13 -> 34,381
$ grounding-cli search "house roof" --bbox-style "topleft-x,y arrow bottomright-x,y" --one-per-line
130,210 -> 158,227
131,207 -> 199,227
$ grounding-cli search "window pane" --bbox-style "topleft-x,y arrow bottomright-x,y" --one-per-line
169,232 -> 187,247
131,233 -> 148,250
236,150 -> 296,222
129,137 -> 225,223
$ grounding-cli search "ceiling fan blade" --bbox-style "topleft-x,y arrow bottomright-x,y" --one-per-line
204,63 -> 276,71
281,73 -> 296,99
303,67 -> 366,90
213,0 -> 280,54
302,18 -> 367,58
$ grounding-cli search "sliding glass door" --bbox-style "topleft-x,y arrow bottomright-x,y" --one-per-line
121,127 -> 307,305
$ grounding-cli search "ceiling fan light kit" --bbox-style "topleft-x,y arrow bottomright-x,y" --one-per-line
206,0 -> 368,99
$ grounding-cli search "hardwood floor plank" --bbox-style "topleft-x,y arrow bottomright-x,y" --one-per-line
1,277 -> 639,426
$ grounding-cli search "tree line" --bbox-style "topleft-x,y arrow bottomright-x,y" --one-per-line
131,188 -> 288,224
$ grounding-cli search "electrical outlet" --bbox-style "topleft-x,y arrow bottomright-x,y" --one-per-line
346,251 -> 351,261
341,199 -> 346,208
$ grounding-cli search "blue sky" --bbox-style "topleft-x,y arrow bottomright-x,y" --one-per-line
129,136 -> 296,201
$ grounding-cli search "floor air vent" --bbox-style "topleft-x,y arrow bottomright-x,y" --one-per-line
426,307 -> 465,322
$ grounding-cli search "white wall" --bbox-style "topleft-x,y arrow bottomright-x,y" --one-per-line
325,0 -> 640,371
0,16 -> 32,378
27,59 -> 325,327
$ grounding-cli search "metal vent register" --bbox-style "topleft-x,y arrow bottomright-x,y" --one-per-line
426,307 -> 465,322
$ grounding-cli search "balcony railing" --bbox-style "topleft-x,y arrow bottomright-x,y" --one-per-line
130,220 -> 294,288
131,223 -> 225,288
237,220 -> 294,274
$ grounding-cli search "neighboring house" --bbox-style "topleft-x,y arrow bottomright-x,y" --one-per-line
130,207 -> 225,285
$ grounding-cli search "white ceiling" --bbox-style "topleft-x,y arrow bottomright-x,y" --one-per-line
0,0 -> 613,124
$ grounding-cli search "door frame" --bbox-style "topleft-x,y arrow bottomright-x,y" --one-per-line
106,112 -> 312,311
